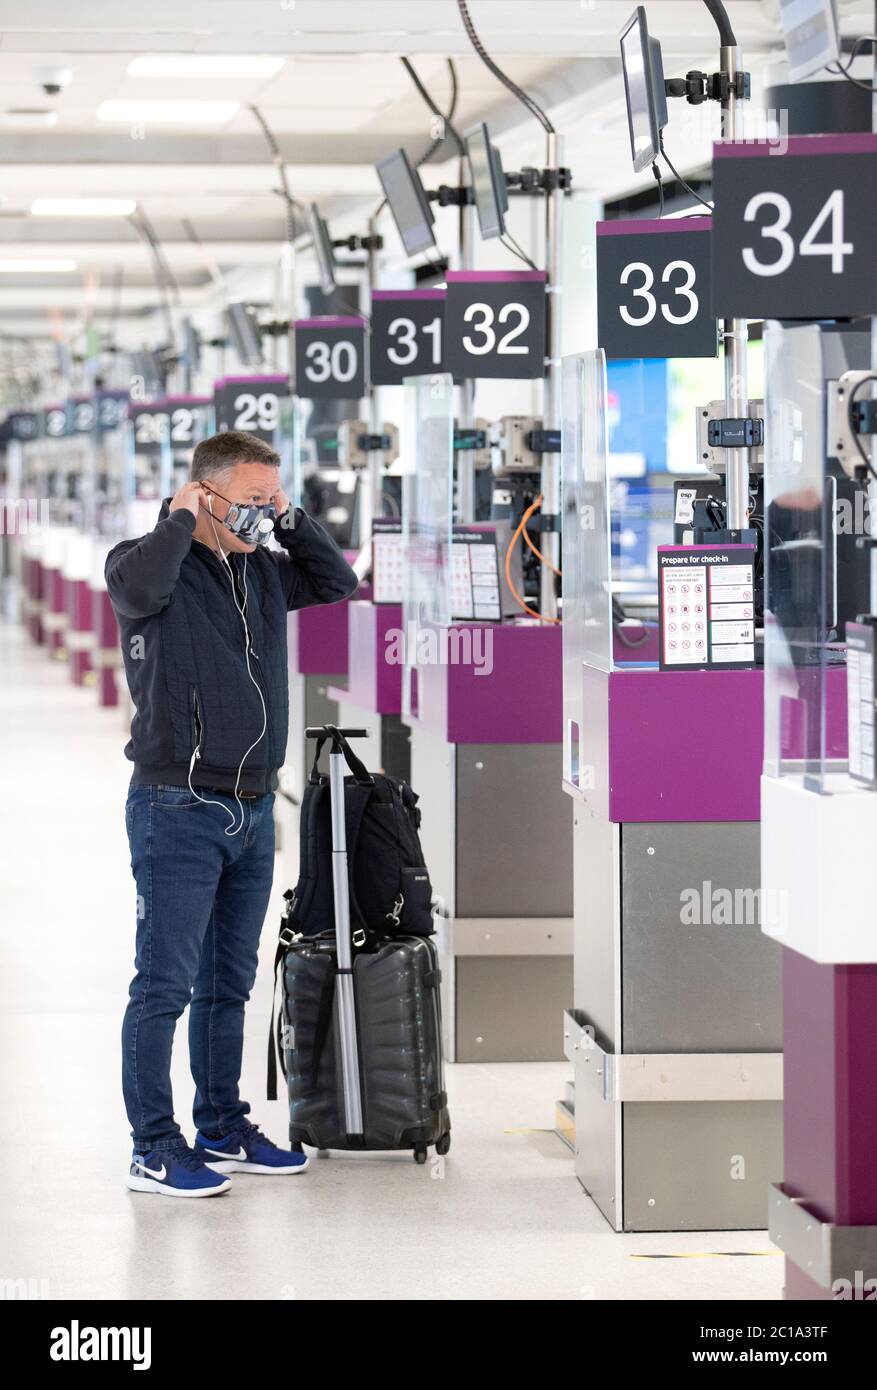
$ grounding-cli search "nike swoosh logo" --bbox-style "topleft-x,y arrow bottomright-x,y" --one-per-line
134,1162 -> 166,1180
204,1146 -> 246,1160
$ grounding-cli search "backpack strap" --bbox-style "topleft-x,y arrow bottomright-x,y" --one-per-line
266,910 -> 299,1101
310,725 -> 374,786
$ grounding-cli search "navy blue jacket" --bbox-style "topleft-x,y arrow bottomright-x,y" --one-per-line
106,500 -> 357,793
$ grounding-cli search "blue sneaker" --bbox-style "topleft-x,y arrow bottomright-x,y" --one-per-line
126,1147 -> 232,1198
195,1123 -> 309,1175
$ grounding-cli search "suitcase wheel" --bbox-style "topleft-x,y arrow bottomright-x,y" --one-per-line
435,1132 -> 451,1156
291,1142 -> 304,1153
413,1144 -> 428,1165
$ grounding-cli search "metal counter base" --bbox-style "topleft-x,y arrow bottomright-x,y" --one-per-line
413,723 -> 573,1063
288,669 -> 344,800
569,809 -> 783,1232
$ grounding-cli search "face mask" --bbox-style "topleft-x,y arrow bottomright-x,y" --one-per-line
206,487 -> 277,546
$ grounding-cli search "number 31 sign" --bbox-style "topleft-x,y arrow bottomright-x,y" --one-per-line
712,134 -> 877,319
596,218 -> 717,360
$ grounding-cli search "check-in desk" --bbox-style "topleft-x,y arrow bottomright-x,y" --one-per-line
406,620 -> 573,1063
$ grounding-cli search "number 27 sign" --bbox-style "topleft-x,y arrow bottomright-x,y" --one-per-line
712,133 -> 877,319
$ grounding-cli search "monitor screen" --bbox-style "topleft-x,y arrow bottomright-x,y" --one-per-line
620,6 -> 666,173
779,0 -> 840,83
226,303 -> 263,368
307,203 -> 337,296
375,148 -> 437,257
465,121 -> 506,240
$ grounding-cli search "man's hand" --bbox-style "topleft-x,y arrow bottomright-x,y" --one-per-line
170,482 -> 208,519
275,485 -> 291,518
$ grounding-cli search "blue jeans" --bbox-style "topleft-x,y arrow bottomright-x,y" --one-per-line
122,784 -> 276,1152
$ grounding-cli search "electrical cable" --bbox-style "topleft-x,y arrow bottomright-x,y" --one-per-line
702,0 -> 737,47
504,494 -> 561,623
128,209 -> 178,353
848,374 -> 877,480
660,143 -> 714,211
456,0 -> 555,135
825,35 -> 877,92
401,56 -> 466,157
521,514 -> 560,576
652,161 -> 665,219
500,229 -> 539,271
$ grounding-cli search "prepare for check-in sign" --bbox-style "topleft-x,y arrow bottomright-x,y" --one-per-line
370,289 -> 445,386
712,133 -> 877,319
596,218 -> 717,360
443,270 -> 547,380
294,316 -> 367,400
214,375 -> 286,443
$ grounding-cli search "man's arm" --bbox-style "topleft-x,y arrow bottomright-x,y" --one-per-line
272,507 -> 358,611
105,486 -> 202,618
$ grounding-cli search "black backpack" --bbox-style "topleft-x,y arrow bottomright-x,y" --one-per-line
266,727 -> 435,1100
284,727 -> 435,944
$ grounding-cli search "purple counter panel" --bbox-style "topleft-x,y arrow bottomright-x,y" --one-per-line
66,577 -> 95,685
92,587 -> 120,708
782,953 -> 877,1300
576,664 -> 848,824
413,622 -> 562,744
288,598 -> 351,676
329,600 -> 403,716
44,566 -> 67,655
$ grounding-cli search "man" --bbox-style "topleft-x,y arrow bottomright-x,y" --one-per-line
107,430 -> 357,1197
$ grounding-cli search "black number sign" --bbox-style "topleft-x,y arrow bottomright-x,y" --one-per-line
712,134 -> 877,318
69,397 -> 97,435
214,375 -> 287,442
163,395 -> 212,451
43,405 -> 69,439
294,317 -> 367,400
95,390 -> 129,434
597,217 -> 717,359
371,289 -> 445,385
129,401 -> 169,453
444,271 -> 546,380
8,411 -> 38,442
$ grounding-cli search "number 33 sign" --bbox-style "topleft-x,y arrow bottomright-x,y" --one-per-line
712,134 -> 877,319
444,270 -> 547,380
597,218 -> 717,360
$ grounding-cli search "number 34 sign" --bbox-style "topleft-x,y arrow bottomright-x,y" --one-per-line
712,134 -> 877,318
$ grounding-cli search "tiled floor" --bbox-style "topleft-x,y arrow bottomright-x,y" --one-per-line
0,619 -> 782,1300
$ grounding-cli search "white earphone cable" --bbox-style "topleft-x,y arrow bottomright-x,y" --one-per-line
185,495 -> 268,836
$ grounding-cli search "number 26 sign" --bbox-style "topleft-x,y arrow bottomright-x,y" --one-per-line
712,133 -> 877,319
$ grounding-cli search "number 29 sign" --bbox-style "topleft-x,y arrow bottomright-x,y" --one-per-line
712,133 -> 877,319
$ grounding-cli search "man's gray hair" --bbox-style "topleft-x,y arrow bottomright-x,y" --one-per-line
191,429 -> 280,484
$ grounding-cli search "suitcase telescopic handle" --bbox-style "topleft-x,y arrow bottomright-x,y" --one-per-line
305,727 -> 368,740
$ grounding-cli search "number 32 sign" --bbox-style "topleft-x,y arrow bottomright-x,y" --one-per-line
597,218 -> 717,360
712,134 -> 877,319
444,270 -> 547,380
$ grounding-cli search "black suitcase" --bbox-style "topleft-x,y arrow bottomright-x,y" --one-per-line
271,727 -> 451,1163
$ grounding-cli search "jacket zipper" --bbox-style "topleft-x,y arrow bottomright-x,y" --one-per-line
192,688 -> 204,759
